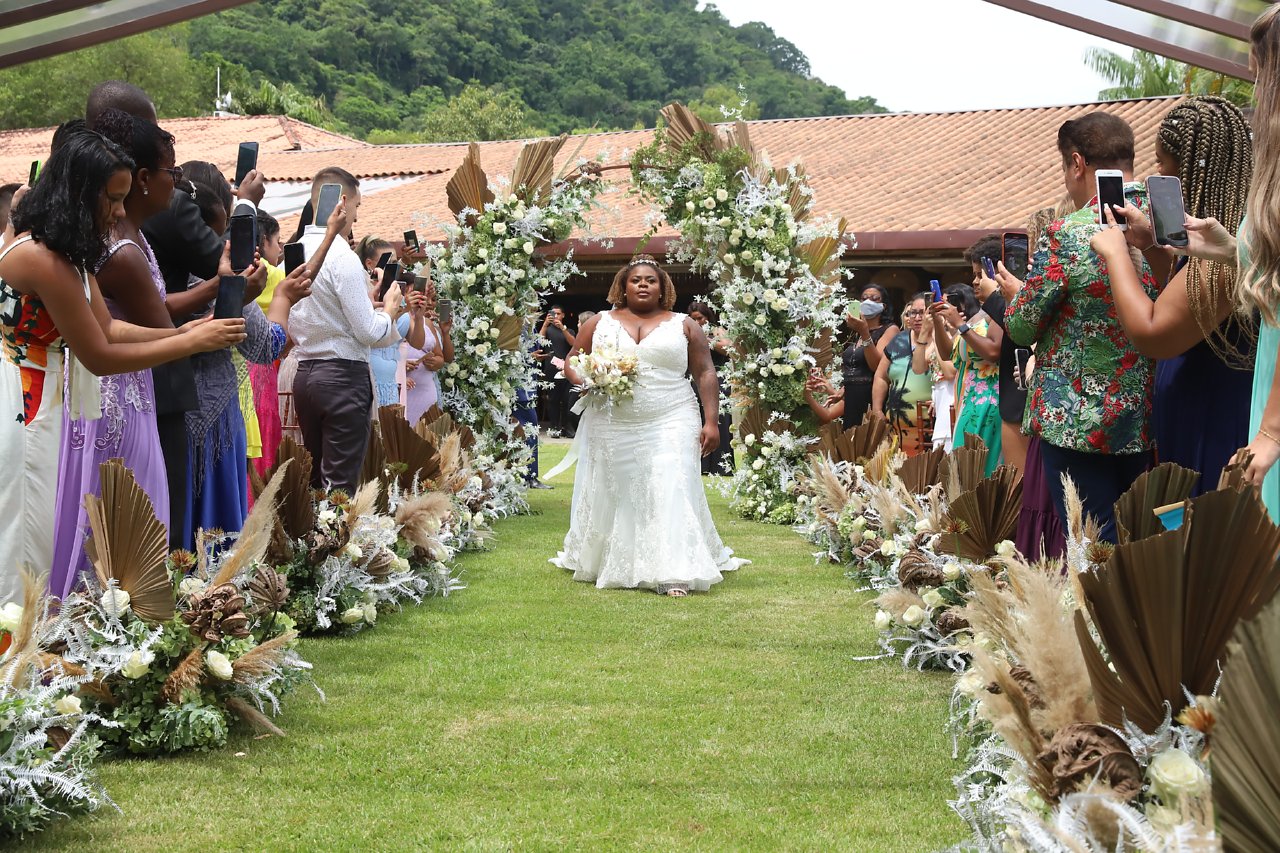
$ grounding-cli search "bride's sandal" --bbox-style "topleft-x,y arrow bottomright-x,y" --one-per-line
657,583 -> 689,597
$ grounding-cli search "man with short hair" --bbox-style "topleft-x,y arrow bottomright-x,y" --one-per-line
1004,112 -> 1158,543
86,80 -> 156,126
289,168 -> 425,491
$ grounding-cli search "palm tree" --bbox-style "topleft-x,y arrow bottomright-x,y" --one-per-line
1085,48 -> 1254,107
232,80 -> 334,126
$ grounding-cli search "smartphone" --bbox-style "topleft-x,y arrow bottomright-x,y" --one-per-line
234,142 -> 259,188
980,258 -> 997,281
1146,175 -> 1189,248
438,298 -> 453,325
1001,231 -> 1028,277
283,242 -> 306,275
403,230 -> 419,252
1014,348 -> 1032,391
378,262 -> 401,300
929,280 -> 943,303
1096,169 -> 1127,230
412,275 -> 428,294
28,160 -> 39,186
228,213 -> 256,273
376,251 -> 393,270
314,183 -> 342,228
848,299 -> 863,317
213,275 -> 246,320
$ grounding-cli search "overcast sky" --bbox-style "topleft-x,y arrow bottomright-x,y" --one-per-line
709,0 -> 1133,113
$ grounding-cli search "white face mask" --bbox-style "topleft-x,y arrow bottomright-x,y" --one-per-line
860,301 -> 885,318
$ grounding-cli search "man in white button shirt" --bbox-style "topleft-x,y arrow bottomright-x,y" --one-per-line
289,167 -> 425,491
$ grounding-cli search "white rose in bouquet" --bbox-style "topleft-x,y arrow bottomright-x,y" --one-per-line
0,602 -> 23,633
921,588 -> 945,609
943,562 -> 963,581
995,540 -> 1017,558
100,588 -> 131,616
1148,748 -> 1208,801
54,694 -> 83,716
492,222 -> 507,235
475,343 -> 491,357
900,605 -> 926,627
122,649 -> 155,679
362,603 -> 379,624
741,292 -> 755,305
206,650 -> 234,681
715,188 -> 728,202
523,241 -> 535,254
341,607 -> 365,625
178,577 -> 208,597
874,610 -> 891,631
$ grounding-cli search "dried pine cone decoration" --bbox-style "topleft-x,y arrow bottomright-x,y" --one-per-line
182,582 -> 252,643
247,566 -> 289,615
1038,723 -> 1142,802
897,550 -> 944,592
305,531 -> 340,566
366,548 -> 397,579
934,609 -> 970,635
168,549 -> 197,573
851,536 -> 883,561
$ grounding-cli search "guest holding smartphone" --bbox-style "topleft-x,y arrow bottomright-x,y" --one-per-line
805,284 -> 898,427
401,276 -> 444,426
873,293 -> 934,454
358,236 -> 403,410
931,283 -> 1002,473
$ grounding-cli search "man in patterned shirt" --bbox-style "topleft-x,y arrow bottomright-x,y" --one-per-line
1004,112 -> 1158,543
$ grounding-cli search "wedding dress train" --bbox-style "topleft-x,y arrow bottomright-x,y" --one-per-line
550,311 -> 747,591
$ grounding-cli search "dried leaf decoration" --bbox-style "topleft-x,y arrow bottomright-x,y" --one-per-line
494,313 -> 522,351
939,466 -> 1024,562
1075,485 -> 1280,732
212,461 -> 289,587
1213,593 -> 1280,853
796,217 -> 848,288
940,434 -> 989,501
1219,447 -> 1255,492
658,102 -> 724,161
812,414 -> 890,465
253,436 -> 315,544
899,447 -> 946,495
360,422 -> 388,499
83,458 -> 173,624
510,135 -> 567,204
445,142 -> 494,225
1113,462 -> 1199,545
379,406 -> 442,490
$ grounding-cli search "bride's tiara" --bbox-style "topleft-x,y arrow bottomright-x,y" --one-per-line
627,254 -> 661,270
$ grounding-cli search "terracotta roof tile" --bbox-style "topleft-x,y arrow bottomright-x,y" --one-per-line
3,98 -> 1182,255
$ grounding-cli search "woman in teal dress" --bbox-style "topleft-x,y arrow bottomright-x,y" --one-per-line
931,284 -> 1001,474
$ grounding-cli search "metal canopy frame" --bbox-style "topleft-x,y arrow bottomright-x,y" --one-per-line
983,0 -> 1269,81
0,0 -> 254,69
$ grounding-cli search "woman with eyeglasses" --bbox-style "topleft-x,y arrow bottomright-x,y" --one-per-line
873,292 -> 934,454
805,284 -> 899,428
931,282 -> 1002,475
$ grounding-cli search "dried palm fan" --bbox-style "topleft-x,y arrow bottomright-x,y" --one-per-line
812,420 -> 845,460
939,466 -> 1024,562
83,459 -> 174,623
1113,462 -> 1200,545
445,142 -> 494,225
379,407 -> 442,490
1214,593 -> 1280,853
510,134 -> 567,204
1075,486 -> 1280,732
211,462 -> 289,587
495,313 -> 522,351
658,102 -> 724,160
899,447 -> 946,496
1219,447 -> 1255,492
795,218 -> 848,287
255,436 -> 315,543
361,417 -> 388,485
940,434 -> 989,501
849,413 -> 891,463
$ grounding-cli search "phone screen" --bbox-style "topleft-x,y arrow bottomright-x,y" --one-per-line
213,275 -> 246,320
234,142 -> 259,187
28,160 -> 39,186
376,251 -> 392,270
1096,172 -> 1127,228
378,263 -> 401,300
228,214 -> 256,273
283,242 -> 306,275
1147,175 -> 1189,248
403,230 -> 419,251
314,183 -> 342,228
413,275 -> 428,293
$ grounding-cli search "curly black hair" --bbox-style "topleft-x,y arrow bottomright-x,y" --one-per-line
11,127 -> 134,271
91,108 -> 175,172
180,161 -> 233,227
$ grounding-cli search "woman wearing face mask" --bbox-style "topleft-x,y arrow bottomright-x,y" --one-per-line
931,283 -> 1002,474
804,284 -> 899,428
547,257 -> 747,597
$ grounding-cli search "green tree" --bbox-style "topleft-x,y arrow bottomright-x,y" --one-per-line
689,84 -> 762,123
1085,47 -> 1255,107
0,26 -> 209,129
233,80 -> 333,126
416,83 -> 545,143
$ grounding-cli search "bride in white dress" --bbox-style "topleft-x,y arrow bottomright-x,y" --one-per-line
547,257 -> 747,596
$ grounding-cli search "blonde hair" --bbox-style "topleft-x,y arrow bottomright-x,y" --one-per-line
607,257 -> 677,310
1241,5 -> 1280,324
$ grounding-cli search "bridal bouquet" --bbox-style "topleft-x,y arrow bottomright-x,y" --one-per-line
568,345 -> 640,408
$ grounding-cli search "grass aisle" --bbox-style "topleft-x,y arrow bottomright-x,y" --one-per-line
31,444 -> 964,852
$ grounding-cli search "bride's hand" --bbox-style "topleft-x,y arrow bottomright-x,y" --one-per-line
699,422 -> 720,457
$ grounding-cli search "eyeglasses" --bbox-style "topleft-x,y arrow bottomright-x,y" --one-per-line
905,309 -> 926,317
159,166 -> 184,183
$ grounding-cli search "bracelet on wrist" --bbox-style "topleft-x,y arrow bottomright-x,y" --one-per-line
1259,427 -> 1280,447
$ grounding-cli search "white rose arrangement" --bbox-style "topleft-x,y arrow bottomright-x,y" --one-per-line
567,344 -> 640,408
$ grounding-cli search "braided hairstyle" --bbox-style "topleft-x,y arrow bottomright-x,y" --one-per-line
1157,96 -> 1253,359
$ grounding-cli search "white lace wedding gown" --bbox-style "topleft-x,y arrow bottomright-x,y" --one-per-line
550,311 -> 747,591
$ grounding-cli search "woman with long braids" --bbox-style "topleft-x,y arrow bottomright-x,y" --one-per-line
1091,96 -> 1254,493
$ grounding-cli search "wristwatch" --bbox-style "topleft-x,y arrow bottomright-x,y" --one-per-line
956,323 -> 972,336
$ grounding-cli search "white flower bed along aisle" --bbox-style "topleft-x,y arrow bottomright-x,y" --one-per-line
631,103 -> 850,524
428,138 -> 605,516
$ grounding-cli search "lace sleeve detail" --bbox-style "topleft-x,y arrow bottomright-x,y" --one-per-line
237,301 -> 277,365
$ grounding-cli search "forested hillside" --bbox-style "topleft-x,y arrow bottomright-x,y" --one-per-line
0,0 -> 887,139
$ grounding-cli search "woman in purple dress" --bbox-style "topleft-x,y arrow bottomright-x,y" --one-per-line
50,111 -> 181,597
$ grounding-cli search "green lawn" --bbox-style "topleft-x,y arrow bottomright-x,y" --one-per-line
30,444 -> 964,852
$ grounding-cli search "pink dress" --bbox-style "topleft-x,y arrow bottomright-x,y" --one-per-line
401,319 -> 439,425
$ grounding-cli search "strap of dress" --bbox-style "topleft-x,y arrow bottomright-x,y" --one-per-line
0,234 -> 34,262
